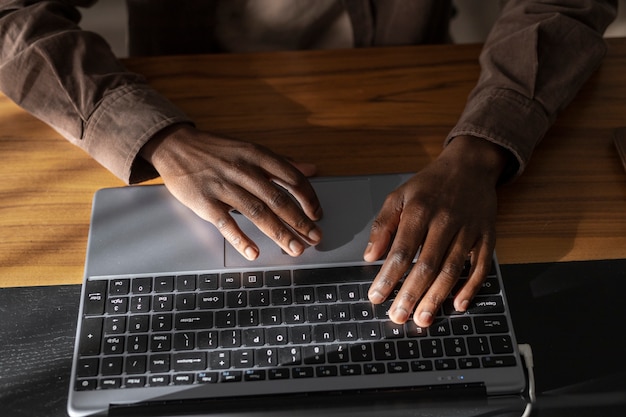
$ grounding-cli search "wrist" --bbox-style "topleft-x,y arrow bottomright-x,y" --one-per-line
442,135 -> 512,185
140,123 -> 194,166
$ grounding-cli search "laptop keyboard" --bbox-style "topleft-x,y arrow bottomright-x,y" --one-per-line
74,263 -> 517,392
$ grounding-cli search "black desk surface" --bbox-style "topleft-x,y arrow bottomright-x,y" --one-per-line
2,260 -> 626,417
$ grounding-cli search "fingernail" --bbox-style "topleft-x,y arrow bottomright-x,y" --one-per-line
289,239 -> 304,256
368,289 -> 385,304
244,246 -> 258,261
363,242 -> 374,261
313,205 -> 323,220
392,306 -> 410,323
456,299 -> 469,312
308,227 -> 322,243
418,311 -> 433,326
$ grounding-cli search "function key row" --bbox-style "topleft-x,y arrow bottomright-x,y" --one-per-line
103,265 -> 385,297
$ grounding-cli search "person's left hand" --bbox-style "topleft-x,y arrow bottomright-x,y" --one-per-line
364,135 -> 511,327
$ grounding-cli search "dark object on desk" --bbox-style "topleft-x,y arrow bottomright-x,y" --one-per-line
614,127 -> 626,173
1,260 -> 626,417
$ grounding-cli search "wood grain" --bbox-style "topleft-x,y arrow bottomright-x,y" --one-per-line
2,40 -> 626,288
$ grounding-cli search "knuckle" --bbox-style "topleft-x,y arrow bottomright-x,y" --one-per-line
388,247 -> 415,268
267,189 -> 289,210
413,259 -> 437,278
245,201 -> 267,220
439,260 -> 465,283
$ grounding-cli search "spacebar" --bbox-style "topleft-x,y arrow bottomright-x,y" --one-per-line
293,265 -> 381,285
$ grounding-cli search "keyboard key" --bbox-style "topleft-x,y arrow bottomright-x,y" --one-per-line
373,341 -> 396,360
397,340 -> 420,359
125,356 -> 147,374
444,337 -> 467,356
242,272 -> 263,288
264,270 -> 291,287
221,371 -> 242,382
411,360 -> 433,372
339,284 -> 361,302
467,296 -> 505,314
79,317 -> 103,356
154,276 -> 174,293
435,359 -> 457,370
174,331 -> 196,350
294,287 -> 315,304
292,366 -> 314,378
197,292 -> 224,309
131,277 -> 152,294
106,297 -> 128,315
268,368 -> 290,380
350,343 -> 373,362
467,336 -> 490,355
101,357 -> 123,375
340,364 -> 362,376
83,280 -> 107,315
173,352 -> 207,371
451,317 -> 474,335
197,371 -> 218,383
77,358 -> 99,377
149,354 -> 170,373
459,357 -> 481,369
420,339 -> 443,358
271,288 -> 292,305
175,293 -> 196,310
173,374 -> 194,385
364,363 -> 385,374
316,286 -> 337,303
293,265 -> 380,285
490,335 -> 514,353
104,316 -> 126,334
221,273 -> 241,289
210,351 -> 231,369
128,315 -> 149,332
109,279 -> 130,295
198,274 -> 218,290
482,355 -> 517,368
316,365 -> 338,377
175,311 -> 213,330
176,275 -> 196,291
474,315 -> 509,333
149,375 -> 170,386
388,361 -> 410,373
302,345 -> 325,364
244,369 -> 266,381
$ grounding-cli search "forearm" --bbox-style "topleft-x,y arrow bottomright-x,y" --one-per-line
0,0 -> 192,183
448,0 -> 617,181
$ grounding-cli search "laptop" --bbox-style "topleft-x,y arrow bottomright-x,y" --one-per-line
68,173 -> 527,417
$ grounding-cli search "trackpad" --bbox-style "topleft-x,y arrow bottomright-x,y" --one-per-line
225,178 -> 375,268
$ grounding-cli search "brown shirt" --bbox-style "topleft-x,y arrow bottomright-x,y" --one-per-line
0,0 -> 618,183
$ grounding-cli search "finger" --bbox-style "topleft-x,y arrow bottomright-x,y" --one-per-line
364,193 -> 402,262
185,196 -> 261,261
453,236 -> 495,312
288,160 -> 317,177
223,183 -> 311,257
367,198 -> 425,305
258,153 -> 323,222
410,237 -> 470,327
237,169 -> 323,246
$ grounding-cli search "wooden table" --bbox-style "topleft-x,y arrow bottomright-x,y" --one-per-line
1,40 -> 626,288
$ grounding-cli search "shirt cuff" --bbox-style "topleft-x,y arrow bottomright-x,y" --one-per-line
446,88 -> 551,182
82,84 -> 193,184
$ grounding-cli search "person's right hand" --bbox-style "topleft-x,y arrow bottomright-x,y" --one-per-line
140,124 -> 323,261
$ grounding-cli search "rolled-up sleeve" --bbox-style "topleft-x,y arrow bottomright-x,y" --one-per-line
0,1 -> 192,183
447,0 -> 617,181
